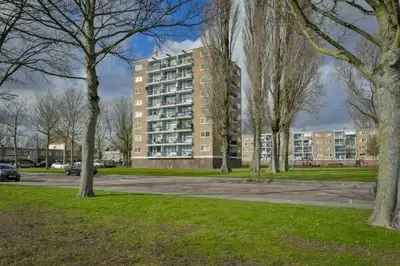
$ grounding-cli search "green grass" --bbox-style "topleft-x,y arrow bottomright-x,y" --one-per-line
20,166 -> 378,182
0,185 -> 399,265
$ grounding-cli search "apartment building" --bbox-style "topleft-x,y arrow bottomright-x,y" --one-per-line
312,131 -> 335,161
242,128 -> 377,166
132,47 -> 241,168
334,130 -> 357,160
293,132 -> 313,161
242,133 -> 272,165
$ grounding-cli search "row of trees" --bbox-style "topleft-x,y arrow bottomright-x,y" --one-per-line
0,0 -> 202,197
203,0 -> 320,176
205,0 -> 400,230
0,91 -> 133,169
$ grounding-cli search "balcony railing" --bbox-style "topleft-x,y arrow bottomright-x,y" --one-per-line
147,100 -> 193,109
148,126 -> 193,134
147,58 -> 193,73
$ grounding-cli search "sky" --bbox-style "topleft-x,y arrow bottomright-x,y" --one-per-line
5,0 -> 373,132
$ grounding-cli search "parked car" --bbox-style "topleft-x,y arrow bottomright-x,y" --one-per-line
103,160 -> 116,168
11,159 -> 35,168
93,160 -> 105,168
64,164 -> 98,176
51,162 -> 69,169
0,164 -> 21,182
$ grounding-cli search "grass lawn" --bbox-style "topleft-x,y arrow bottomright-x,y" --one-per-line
20,166 -> 378,182
0,185 -> 399,265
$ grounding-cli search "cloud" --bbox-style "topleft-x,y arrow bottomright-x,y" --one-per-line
156,38 -> 202,55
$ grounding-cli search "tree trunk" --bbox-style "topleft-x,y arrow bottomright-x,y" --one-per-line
63,136 -> 67,165
279,127 -> 290,172
79,1 -> 99,198
13,123 -> 17,168
45,133 -> 50,169
79,61 -> 99,197
220,132 -> 231,174
70,135 -> 74,164
370,50 -> 400,229
271,130 -> 280,174
251,126 -> 261,177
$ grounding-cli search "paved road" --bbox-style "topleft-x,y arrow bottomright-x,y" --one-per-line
15,174 -> 375,209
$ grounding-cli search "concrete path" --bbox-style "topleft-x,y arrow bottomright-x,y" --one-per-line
14,174 -> 375,209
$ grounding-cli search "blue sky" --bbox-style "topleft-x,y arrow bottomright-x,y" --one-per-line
11,1 -> 358,131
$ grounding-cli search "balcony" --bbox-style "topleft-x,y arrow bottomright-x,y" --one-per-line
148,112 -> 192,122
147,57 -> 193,74
147,100 -> 193,110
147,87 -> 193,98
148,126 -> 193,134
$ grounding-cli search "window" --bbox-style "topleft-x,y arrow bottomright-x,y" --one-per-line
134,148 -> 141,153
135,64 -> 143,71
136,100 -> 143,106
200,145 -> 210,152
134,119 -> 142,129
135,76 -> 143,83
135,112 -> 142,118
135,135 -> 142,142
200,117 -> 209,124
201,131 -> 210,137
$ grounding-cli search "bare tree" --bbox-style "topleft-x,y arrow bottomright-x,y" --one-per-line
31,91 -> 59,168
110,98 -> 132,167
95,103 -> 109,160
1,98 -> 25,167
243,0 -> 268,176
287,0 -> 400,229
262,0 -> 294,174
202,0 -> 240,174
57,88 -> 84,165
336,38 -> 380,128
0,1 -> 69,99
10,0 -> 203,197
278,30 -> 321,172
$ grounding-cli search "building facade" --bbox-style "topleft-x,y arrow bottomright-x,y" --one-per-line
131,47 -> 241,168
242,128 -> 378,166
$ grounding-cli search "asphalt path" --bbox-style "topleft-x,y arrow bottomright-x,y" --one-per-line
6,173 -> 375,209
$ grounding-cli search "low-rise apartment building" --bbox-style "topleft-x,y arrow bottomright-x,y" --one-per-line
242,128 -> 377,166
131,47 -> 241,168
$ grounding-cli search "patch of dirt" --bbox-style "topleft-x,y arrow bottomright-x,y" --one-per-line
0,208 -> 140,266
0,207 -> 264,266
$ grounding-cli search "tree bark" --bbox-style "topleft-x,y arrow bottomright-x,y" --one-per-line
251,126 -> 261,177
79,61 -> 99,197
279,127 -> 290,172
80,2 -> 99,198
13,121 -> 17,168
63,136 -> 67,165
220,131 -> 231,174
45,132 -> 50,169
271,130 -> 280,174
70,135 -> 74,164
370,50 -> 400,229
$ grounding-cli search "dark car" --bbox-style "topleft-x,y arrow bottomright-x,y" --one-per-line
103,160 -> 116,168
0,164 -> 21,181
15,159 -> 35,168
64,164 -> 98,176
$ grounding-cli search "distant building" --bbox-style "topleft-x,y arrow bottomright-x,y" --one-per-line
48,137 -> 81,162
103,150 -> 123,162
131,47 -> 242,169
0,146 -> 64,164
293,132 -> 313,161
242,128 -> 378,167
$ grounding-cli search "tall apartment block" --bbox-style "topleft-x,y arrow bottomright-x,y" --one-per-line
132,47 -> 242,168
